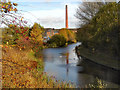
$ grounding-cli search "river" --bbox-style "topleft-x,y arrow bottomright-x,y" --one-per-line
42,42 -> 120,88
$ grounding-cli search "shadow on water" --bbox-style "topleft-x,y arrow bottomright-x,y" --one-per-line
78,57 -> 120,86
42,42 -> 120,88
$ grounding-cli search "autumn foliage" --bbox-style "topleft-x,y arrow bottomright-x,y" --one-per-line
2,46 -> 75,88
30,23 -> 44,45
59,28 -> 76,43
1,1 -> 76,88
1,1 -> 18,13
76,2 -> 119,57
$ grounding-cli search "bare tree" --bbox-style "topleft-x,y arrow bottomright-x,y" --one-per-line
75,2 -> 105,26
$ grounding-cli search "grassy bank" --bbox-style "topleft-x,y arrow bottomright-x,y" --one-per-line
77,46 -> 120,70
2,45 -> 75,88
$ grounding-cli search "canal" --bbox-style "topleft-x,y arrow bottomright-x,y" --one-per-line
42,42 -> 120,88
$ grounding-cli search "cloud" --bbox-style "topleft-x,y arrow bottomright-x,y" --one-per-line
21,3 -> 79,28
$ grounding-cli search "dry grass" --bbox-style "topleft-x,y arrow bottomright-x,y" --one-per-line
2,45 -> 75,88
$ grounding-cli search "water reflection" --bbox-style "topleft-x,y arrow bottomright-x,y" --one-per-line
42,42 -> 120,88
80,58 -> 120,87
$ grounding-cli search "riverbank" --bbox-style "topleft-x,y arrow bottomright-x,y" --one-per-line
2,45 -> 75,88
75,45 -> 120,71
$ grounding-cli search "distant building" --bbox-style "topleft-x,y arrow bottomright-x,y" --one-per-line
68,28 -> 78,33
43,5 -> 79,42
43,28 -> 78,40
43,28 -> 59,42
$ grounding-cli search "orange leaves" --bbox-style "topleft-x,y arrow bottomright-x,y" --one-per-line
13,8 -> 17,12
2,46 -> 74,88
9,24 -> 13,28
21,17 -> 23,21
13,3 -> 18,6
1,2 -> 18,13
59,28 -> 76,43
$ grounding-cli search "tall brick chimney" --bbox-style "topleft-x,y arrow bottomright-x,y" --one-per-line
65,5 -> 68,28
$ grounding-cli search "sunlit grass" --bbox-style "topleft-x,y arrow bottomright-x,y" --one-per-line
88,77 -> 107,88
2,45 -> 75,88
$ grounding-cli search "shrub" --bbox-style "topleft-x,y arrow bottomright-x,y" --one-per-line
59,28 -> 76,43
16,36 -> 32,50
2,26 -> 30,45
47,34 -> 66,47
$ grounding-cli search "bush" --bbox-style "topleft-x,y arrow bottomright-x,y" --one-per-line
2,26 -> 30,45
16,36 -> 32,50
59,28 -> 76,43
47,34 -> 66,47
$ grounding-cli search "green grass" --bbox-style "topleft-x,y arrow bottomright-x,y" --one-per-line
78,46 -> 120,70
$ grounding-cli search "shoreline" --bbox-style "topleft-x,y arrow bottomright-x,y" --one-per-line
75,45 -> 120,71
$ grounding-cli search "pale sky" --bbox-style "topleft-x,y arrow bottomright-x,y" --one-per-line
1,0 -> 119,28
9,0 -> 82,29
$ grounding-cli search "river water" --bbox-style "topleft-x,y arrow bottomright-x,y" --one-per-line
42,42 -> 120,88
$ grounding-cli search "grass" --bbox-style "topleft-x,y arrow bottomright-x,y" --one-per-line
2,44 -> 111,88
2,45 -> 75,88
77,46 -> 120,70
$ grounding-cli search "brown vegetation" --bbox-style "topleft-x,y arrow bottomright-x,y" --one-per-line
2,45 -> 75,88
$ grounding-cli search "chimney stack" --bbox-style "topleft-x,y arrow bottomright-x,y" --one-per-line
65,5 -> 68,28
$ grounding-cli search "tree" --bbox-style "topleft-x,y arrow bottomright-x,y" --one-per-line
76,24 -> 93,48
1,0 -> 29,45
59,28 -> 68,41
90,2 -> 119,54
76,2 -> 119,56
75,2 -> 105,26
67,30 -> 76,43
59,28 -> 76,43
47,34 -> 66,47
0,0 -> 28,27
2,25 -> 30,45
30,23 -> 44,45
